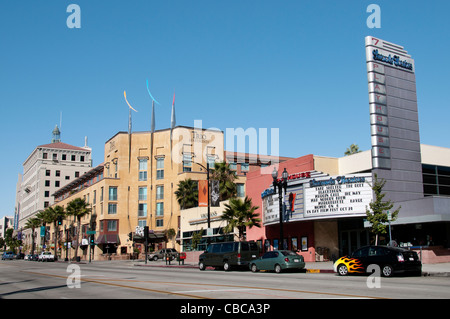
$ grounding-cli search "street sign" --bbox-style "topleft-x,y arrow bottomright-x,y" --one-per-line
387,211 -> 392,221
86,230 -> 96,235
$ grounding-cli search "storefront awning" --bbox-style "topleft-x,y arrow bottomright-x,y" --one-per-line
95,234 -> 120,245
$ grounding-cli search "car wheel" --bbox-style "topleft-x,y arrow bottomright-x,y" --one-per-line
337,264 -> 349,276
199,261 -> 206,271
152,256 -> 158,261
251,263 -> 258,273
382,264 -> 394,277
274,264 -> 282,273
223,261 -> 231,271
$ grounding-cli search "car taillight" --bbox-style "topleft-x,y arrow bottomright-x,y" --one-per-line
237,253 -> 241,259
397,254 -> 405,262
284,258 -> 289,262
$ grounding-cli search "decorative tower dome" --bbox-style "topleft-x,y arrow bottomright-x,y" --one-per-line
52,125 -> 61,143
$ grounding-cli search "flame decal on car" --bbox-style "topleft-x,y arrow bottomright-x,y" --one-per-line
334,257 -> 365,273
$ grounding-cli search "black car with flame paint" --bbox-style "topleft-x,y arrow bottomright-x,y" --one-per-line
334,245 -> 422,277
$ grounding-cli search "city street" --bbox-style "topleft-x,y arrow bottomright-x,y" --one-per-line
1,259 -> 449,301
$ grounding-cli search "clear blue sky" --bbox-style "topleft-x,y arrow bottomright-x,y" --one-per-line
1,1 -> 449,219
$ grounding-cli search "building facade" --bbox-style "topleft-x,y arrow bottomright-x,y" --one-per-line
246,146 -> 450,263
50,126 -> 224,260
15,126 -> 92,251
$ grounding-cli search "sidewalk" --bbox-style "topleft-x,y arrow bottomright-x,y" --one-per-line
133,260 -> 450,276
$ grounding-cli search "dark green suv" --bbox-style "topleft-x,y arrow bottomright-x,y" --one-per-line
198,241 -> 260,271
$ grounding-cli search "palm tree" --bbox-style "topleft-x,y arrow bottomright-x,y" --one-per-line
210,162 -> 237,201
344,144 -> 361,156
66,198 -> 91,261
175,178 -> 198,209
221,196 -> 261,241
43,205 -> 65,260
24,217 -> 41,255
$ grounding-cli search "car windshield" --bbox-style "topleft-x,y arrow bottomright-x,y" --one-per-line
280,250 -> 300,256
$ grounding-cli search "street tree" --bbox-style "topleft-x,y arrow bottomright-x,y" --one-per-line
175,178 -> 198,209
210,162 -> 238,201
66,198 -> 91,261
24,217 -> 41,255
221,196 -> 260,241
365,174 -> 401,245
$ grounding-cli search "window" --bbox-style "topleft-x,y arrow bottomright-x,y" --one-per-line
43,153 -> 48,159
46,170 -> 50,176
156,219 -> 164,227
237,183 -> 245,197
107,220 -> 117,231
138,220 -> 147,228
65,176 -> 70,180
229,162 -> 237,170
183,154 -> 192,172
109,187 -> 117,201
55,181 -> 60,187
44,191 -> 49,197
108,203 -> 117,214
138,187 -> 147,201
156,185 -> 164,200
156,202 -> 164,216
71,155 -> 76,161
100,187 -> 104,202
207,155 -> 216,169
53,153 -> 58,161
138,203 -> 147,217
45,180 -> 50,187
75,171 -> 80,178
93,190 -> 96,204
62,154 -> 67,160
156,158 -> 164,179
55,170 -> 60,177
241,163 -> 249,172
80,156 -> 85,162
139,159 -> 148,181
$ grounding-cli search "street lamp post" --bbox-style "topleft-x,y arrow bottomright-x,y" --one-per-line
272,167 -> 288,250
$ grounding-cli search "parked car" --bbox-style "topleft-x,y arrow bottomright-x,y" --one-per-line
250,250 -> 305,273
198,241 -> 260,271
148,248 -> 178,261
334,245 -> 422,277
15,253 -> 25,259
30,254 -> 40,261
38,251 -> 55,262
2,252 -> 15,260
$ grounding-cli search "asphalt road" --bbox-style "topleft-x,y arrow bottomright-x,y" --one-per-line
1,259 -> 449,302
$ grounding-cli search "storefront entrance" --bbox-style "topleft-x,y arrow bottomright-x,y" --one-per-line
338,218 -> 369,257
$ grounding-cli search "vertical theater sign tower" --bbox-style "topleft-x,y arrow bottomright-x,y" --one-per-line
366,36 -> 424,202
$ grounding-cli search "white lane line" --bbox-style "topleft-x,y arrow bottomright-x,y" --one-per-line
175,288 -> 265,293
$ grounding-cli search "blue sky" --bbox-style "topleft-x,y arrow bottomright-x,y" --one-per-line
1,1 -> 449,219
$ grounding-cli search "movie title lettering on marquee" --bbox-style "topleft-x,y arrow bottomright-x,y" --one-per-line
304,174 -> 372,217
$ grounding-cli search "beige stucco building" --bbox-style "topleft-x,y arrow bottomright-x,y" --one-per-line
50,126 -> 224,260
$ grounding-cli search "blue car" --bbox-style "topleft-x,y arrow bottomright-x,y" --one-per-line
2,252 -> 16,260
250,250 -> 306,273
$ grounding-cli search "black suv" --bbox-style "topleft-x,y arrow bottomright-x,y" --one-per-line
198,241 -> 260,271
334,245 -> 422,277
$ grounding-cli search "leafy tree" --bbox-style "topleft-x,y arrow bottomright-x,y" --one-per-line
221,196 -> 260,241
4,228 -> 21,253
24,217 -> 41,255
66,198 -> 91,260
345,144 -> 361,156
365,174 -> 401,245
175,178 -> 198,209
191,228 -> 203,251
210,162 -> 237,201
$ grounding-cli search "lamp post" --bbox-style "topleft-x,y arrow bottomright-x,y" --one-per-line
272,167 -> 288,250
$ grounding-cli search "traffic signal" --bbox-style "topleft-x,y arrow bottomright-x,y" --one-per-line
89,234 -> 95,246
128,232 -> 132,241
57,216 -> 63,226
